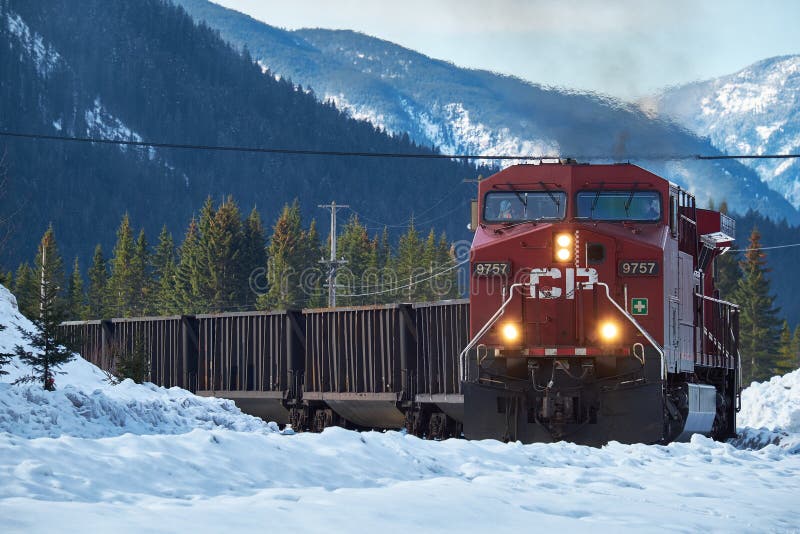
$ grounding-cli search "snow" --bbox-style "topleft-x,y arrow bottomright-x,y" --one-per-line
6,12 -> 61,78
652,55 -> 800,209
1,283 -> 799,531
85,98 -> 157,160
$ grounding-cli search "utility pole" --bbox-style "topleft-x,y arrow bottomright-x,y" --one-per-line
318,201 -> 349,307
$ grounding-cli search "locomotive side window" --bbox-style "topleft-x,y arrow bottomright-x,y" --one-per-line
575,191 -> 661,222
484,191 -> 567,223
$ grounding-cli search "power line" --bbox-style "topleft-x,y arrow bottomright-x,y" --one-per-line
730,242 -> 800,252
338,258 -> 469,298
1,129 -> 799,161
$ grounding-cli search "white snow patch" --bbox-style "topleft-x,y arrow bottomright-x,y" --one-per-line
6,12 -> 61,78
1,282 -> 799,531
84,98 -> 156,160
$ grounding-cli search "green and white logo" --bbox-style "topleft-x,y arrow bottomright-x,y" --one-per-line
631,298 -> 648,315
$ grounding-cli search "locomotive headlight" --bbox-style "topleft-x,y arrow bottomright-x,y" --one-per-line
600,321 -> 619,341
554,232 -> 573,262
501,323 -> 520,343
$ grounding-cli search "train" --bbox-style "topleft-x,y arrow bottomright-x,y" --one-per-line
61,162 -> 740,446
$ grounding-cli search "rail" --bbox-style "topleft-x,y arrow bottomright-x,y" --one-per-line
459,283 -> 525,381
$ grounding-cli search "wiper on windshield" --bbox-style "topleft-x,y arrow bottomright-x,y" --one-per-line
506,182 -> 528,209
624,183 -> 639,216
538,181 -> 560,211
590,183 -> 604,218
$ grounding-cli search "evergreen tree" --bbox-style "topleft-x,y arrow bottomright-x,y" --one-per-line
257,201 -> 306,310
10,227 -> 72,390
152,226 -> 177,315
205,197 -> 245,312
108,214 -> 137,317
112,335 -> 149,384
337,215 -> 372,306
13,262 -> 38,319
395,220 -> 425,301
130,229 -> 151,316
435,232 -> 460,299
242,207 -> 267,310
86,244 -> 109,319
300,219 -> 326,308
733,227 -> 782,383
173,218 -> 202,314
66,257 -> 86,320
775,321 -> 800,374
0,324 -> 10,376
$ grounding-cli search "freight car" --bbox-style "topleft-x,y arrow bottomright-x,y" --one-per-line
60,299 -> 470,439
60,163 -> 740,446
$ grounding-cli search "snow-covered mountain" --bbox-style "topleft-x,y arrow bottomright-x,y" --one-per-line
173,0 -> 800,223
644,56 -> 800,210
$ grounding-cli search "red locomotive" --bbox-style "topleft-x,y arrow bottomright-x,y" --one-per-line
461,162 -> 739,445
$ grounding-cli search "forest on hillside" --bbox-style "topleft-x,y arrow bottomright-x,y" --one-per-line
0,0 -> 485,272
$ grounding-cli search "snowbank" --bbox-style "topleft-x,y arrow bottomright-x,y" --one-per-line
732,368 -> 800,453
739,369 -> 800,433
1,282 -> 799,531
0,284 -> 272,438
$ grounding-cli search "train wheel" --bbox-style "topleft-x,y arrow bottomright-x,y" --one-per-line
405,406 -> 430,438
288,406 -> 308,432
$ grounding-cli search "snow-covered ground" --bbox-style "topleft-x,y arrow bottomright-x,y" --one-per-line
1,284 -> 798,532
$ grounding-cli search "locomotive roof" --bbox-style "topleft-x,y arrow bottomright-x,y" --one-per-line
479,162 -> 670,191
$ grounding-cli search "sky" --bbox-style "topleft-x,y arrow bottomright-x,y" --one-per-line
210,0 -> 800,100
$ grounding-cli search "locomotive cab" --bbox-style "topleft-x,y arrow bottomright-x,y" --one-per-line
461,162 -> 739,446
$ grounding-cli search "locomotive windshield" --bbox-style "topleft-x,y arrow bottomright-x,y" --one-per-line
484,191 -> 567,222
576,190 -> 661,221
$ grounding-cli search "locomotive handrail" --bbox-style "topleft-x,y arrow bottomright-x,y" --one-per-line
693,293 -> 739,308
459,282 -> 525,382
592,281 -> 666,381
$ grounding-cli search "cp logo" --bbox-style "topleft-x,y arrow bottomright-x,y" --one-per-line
530,267 -> 598,299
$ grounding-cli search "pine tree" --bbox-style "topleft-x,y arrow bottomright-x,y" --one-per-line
775,321 -> 800,374
257,201 -> 306,310
300,219 -> 325,308
205,197 -> 245,312
13,262 -> 38,319
173,218 -> 202,314
152,226 -> 177,315
242,207 -> 267,310
86,244 -> 109,319
733,227 -> 782,384
112,335 -> 149,383
130,230 -> 151,316
435,232 -> 460,299
0,324 -> 10,376
66,257 -> 86,320
11,227 -> 72,390
336,215 -> 372,306
396,220 -> 425,301
193,197 -> 217,310
108,214 -> 137,317
794,326 -> 800,370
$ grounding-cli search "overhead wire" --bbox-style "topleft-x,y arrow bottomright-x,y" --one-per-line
1,130 -> 799,161
729,242 -> 800,252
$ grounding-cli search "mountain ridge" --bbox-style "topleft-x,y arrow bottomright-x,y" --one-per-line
645,55 -> 800,209
173,0 -> 800,224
